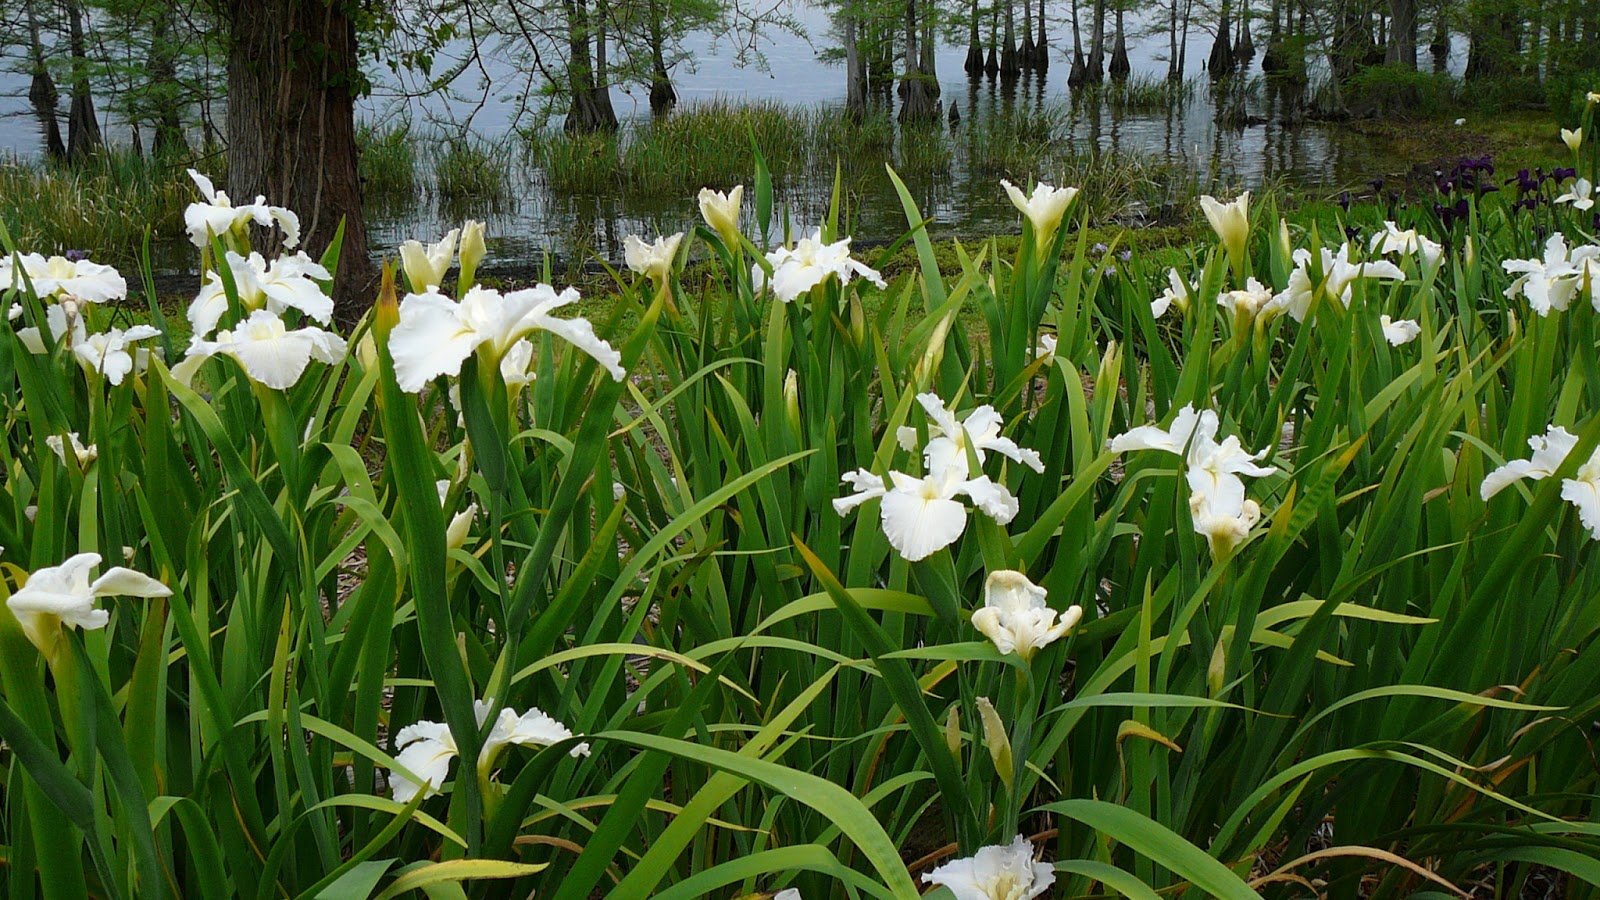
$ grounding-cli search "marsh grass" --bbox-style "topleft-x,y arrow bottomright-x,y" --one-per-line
0,149 -> 193,269
426,132 -> 514,213
538,131 -> 622,194
962,105 -> 1068,178
624,99 -> 811,192
1106,74 -> 1198,113
357,120 -> 418,208
537,101 -> 1067,201
1046,151 -> 1213,223
894,123 -> 954,179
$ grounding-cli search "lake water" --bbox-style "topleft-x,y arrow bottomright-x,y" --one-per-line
0,2 -> 1466,269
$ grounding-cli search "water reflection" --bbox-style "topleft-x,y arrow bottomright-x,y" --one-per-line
359,72 -> 1421,273
0,1 -> 1468,270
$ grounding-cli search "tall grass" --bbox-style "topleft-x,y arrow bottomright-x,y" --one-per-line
425,132 -> 513,212
357,120 -> 419,208
0,150 -> 194,269
962,105 -> 1069,178
1107,74 -> 1199,113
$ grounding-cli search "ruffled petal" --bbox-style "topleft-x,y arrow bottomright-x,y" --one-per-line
89,567 -> 173,599
832,469 -> 886,515
880,489 -> 967,562
389,290 -> 480,391
524,311 -> 626,381
958,476 -> 1019,525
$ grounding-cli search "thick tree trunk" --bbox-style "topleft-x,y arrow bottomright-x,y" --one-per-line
648,0 -> 676,114
1180,0 -> 1194,74
1262,0 -> 1285,72
226,0 -> 374,319
1069,0 -> 1089,84
1237,0 -> 1256,58
1036,0 -> 1050,72
593,0 -> 620,123
1208,0 -> 1235,76
66,0 -> 103,163
1021,0 -> 1037,68
1168,0 -> 1182,80
1001,0 -> 1021,76
846,9 -> 867,118
966,0 -> 984,74
986,4 -> 1001,75
1109,6 -> 1130,79
1087,0 -> 1107,82
1386,0 -> 1417,67
563,0 -> 619,133
900,0 -> 939,122
24,0 -> 65,161
921,0 -> 939,98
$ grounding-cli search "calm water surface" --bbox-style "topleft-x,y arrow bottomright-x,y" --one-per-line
0,2 -> 1466,270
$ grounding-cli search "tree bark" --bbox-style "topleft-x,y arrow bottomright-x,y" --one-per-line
593,0 -> 620,124
1069,0 -> 1089,84
1109,5 -> 1130,79
1208,0 -> 1235,76
226,0 -> 374,320
1036,0 -> 1050,72
1168,0 -> 1182,80
966,0 -> 984,74
24,0 -> 65,161
1386,0 -> 1417,67
1087,0 -> 1107,82
648,0 -> 676,114
1237,0 -> 1256,58
1021,0 -> 1037,68
1001,0 -> 1021,76
845,7 -> 867,118
562,0 -> 620,133
66,0 -> 103,163
900,0 -> 939,122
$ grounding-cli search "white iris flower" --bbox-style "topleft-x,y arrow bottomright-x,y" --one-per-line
971,570 -> 1082,660
1482,423 -> 1600,541
1153,267 -> 1191,318
72,325 -> 163,384
388,699 -> 589,803
0,252 -> 127,304
1266,243 -> 1405,322
1369,221 -> 1444,272
185,169 -> 300,250
920,835 -> 1055,900
1001,179 -> 1080,253
895,392 -> 1045,476
175,310 -> 347,390
1109,404 -> 1276,557
1380,315 -> 1422,346
624,232 -> 683,286
7,552 -> 171,655
1502,234 -> 1599,316
400,229 -> 460,293
188,250 -> 332,339
833,466 -> 1019,563
755,230 -> 886,302
388,284 -> 624,392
